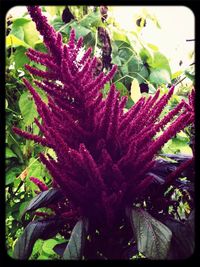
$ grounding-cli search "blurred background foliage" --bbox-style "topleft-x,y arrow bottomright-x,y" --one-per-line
5,5 -> 194,259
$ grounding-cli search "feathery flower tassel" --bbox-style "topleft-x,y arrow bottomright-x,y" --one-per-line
165,158 -> 194,185
25,64 -> 58,80
132,175 -> 155,196
119,97 -> 145,133
147,85 -> 175,124
27,6 -> 62,63
99,84 -> 116,137
12,5 -> 195,237
155,100 -> 186,131
68,28 -> 76,49
12,127 -> 50,147
30,177 -> 49,191
79,144 -> 106,192
106,91 -> 120,141
135,113 -> 192,170
79,47 -> 92,65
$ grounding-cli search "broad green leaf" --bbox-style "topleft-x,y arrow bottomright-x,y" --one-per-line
23,21 -> 40,47
6,147 -> 17,158
31,239 -> 44,257
70,23 -> 90,39
52,20 -> 67,33
34,41 -> 47,53
150,52 -> 171,76
131,78 -> 141,103
21,189 -> 63,220
6,167 -> 22,186
19,201 -> 30,218
80,11 -> 101,28
162,137 -> 192,155
11,143 -> 24,163
45,6 -> 65,16
19,92 -> 38,126
149,69 -> 171,85
63,218 -> 89,260
112,55 -> 121,66
118,46 -> 133,63
10,25 -> 24,40
112,29 -> 130,43
9,18 -> 31,42
115,82 -> 129,96
139,47 -> 153,64
12,17 -> 31,27
133,65 -> 149,84
14,46 -> 29,69
185,70 -> 195,81
127,207 -> 172,259
6,34 -> 30,48
42,239 -> 58,255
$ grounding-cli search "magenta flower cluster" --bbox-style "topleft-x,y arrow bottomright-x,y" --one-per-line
13,6 -> 194,229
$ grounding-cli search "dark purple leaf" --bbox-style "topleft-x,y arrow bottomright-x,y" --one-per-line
63,218 -> 89,260
21,188 -> 63,220
127,207 -> 172,259
150,154 -> 193,180
53,242 -> 67,257
13,217 -> 63,259
164,211 -> 195,259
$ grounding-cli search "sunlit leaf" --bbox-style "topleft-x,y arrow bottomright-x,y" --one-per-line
23,21 -> 40,47
42,239 -> 58,255
131,78 -> 141,103
6,34 -> 30,48
45,6 -> 65,16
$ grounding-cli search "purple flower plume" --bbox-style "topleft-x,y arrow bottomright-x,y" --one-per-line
13,6 -> 194,228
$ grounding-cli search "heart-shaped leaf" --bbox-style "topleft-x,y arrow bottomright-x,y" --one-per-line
63,218 -> 89,260
13,217 -> 63,259
21,188 -> 63,219
127,207 -> 172,259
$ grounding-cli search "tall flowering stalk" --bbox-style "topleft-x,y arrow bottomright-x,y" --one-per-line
13,6 -> 195,260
